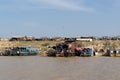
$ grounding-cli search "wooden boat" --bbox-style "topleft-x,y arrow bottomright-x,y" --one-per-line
3,46 -> 39,56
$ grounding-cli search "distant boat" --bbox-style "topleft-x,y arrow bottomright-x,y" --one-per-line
103,49 -> 120,57
109,50 -> 120,57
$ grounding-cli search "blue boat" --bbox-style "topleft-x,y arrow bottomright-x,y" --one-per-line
4,46 -> 39,56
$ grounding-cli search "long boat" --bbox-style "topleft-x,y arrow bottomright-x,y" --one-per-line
3,46 -> 39,56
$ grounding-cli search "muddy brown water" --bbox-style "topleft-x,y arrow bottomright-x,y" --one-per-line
0,56 -> 120,80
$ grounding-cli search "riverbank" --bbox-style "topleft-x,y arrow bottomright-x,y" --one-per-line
0,40 -> 120,55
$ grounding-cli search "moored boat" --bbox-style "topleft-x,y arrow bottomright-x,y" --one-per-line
3,46 -> 39,56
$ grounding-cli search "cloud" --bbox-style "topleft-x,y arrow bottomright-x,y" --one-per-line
0,0 -> 94,12
38,0 -> 94,12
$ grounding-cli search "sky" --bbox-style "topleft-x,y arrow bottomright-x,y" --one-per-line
0,0 -> 120,38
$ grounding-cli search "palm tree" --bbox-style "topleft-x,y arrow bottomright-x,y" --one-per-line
103,41 -> 110,50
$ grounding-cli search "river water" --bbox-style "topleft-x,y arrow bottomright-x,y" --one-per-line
0,56 -> 120,80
